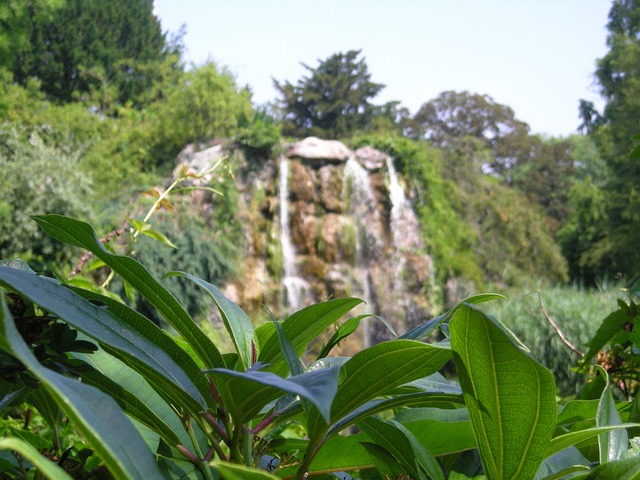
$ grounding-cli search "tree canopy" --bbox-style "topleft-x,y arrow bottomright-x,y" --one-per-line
274,50 -> 387,138
10,0 -> 172,110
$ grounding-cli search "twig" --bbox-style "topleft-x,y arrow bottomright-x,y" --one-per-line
68,228 -> 126,278
538,293 -> 584,357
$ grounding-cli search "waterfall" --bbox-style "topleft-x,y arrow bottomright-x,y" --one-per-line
342,155 -> 382,347
386,157 -> 426,323
278,156 -> 309,313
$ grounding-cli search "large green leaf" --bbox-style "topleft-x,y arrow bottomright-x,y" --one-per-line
257,298 -> 363,372
31,214 -> 224,369
449,305 -> 556,480
0,266 -> 206,414
208,367 -> 340,424
307,339 -> 451,440
0,437 -> 73,480
169,272 -> 255,369
0,296 -> 168,480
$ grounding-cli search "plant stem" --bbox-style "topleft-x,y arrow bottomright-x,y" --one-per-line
229,423 -> 244,464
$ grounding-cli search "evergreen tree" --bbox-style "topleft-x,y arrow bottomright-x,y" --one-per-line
273,50 -> 385,138
12,0 -> 173,110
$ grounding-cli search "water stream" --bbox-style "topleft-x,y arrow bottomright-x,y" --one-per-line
278,155 -> 309,313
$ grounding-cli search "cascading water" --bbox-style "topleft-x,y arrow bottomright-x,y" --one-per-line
278,155 -> 309,313
342,155 -> 383,346
385,156 -> 428,330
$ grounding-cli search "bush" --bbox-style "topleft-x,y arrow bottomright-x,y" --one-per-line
0,125 -> 94,267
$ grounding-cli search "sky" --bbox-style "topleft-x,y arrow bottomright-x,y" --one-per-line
155,1 -> 613,137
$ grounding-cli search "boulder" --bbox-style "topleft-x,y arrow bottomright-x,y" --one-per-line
287,137 -> 352,163
174,143 -> 226,185
355,146 -> 388,171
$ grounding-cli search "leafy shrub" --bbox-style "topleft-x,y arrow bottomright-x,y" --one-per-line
0,215 -> 639,479
0,125 -> 94,266
233,108 -> 281,161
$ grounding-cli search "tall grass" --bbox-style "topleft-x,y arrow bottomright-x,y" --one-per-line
481,281 -> 622,398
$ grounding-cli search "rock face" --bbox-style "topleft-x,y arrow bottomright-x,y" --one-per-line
199,138 -> 437,353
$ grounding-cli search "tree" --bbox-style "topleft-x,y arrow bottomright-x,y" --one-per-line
576,0 -> 640,280
273,50 -> 386,138
412,91 -> 531,175
11,0 -> 173,110
413,91 -> 575,229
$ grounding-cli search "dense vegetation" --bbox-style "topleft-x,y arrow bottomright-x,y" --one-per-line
1,0 -> 640,478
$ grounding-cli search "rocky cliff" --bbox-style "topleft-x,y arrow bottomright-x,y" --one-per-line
177,137 -> 438,352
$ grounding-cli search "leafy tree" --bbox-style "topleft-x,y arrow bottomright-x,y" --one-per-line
413,91 -> 575,230
412,90 -> 530,175
11,0 -> 173,110
274,50 -> 386,138
576,0 -> 640,280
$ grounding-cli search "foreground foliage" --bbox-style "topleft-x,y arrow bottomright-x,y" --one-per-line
0,215 -> 639,479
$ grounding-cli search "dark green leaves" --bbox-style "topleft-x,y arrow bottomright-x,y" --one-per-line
0,296 -> 168,480
0,266 -> 207,414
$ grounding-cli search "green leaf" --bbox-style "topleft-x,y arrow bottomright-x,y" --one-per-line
358,417 -> 444,480
0,437 -> 73,480
0,267 -> 207,414
584,454 -> 640,479
360,442 -> 405,478
31,214 -> 224,369
70,285 -> 210,404
258,298 -> 363,372
139,228 -> 179,249
534,447 -> 590,480
400,292 -> 507,341
308,339 -> 451,440
545,424 -> 640,459
169,272 -> 255,368
78,350 -> 183,447
0,296 -> 168,480
317,314 -> 388,359
596,365 -> 628,463
449,304 -> 556,480
211,461 -> 280,479
208,367 -> 340,424
581,309 -> 629,365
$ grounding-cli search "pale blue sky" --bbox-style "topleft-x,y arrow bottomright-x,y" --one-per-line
155,1 -> 612,137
